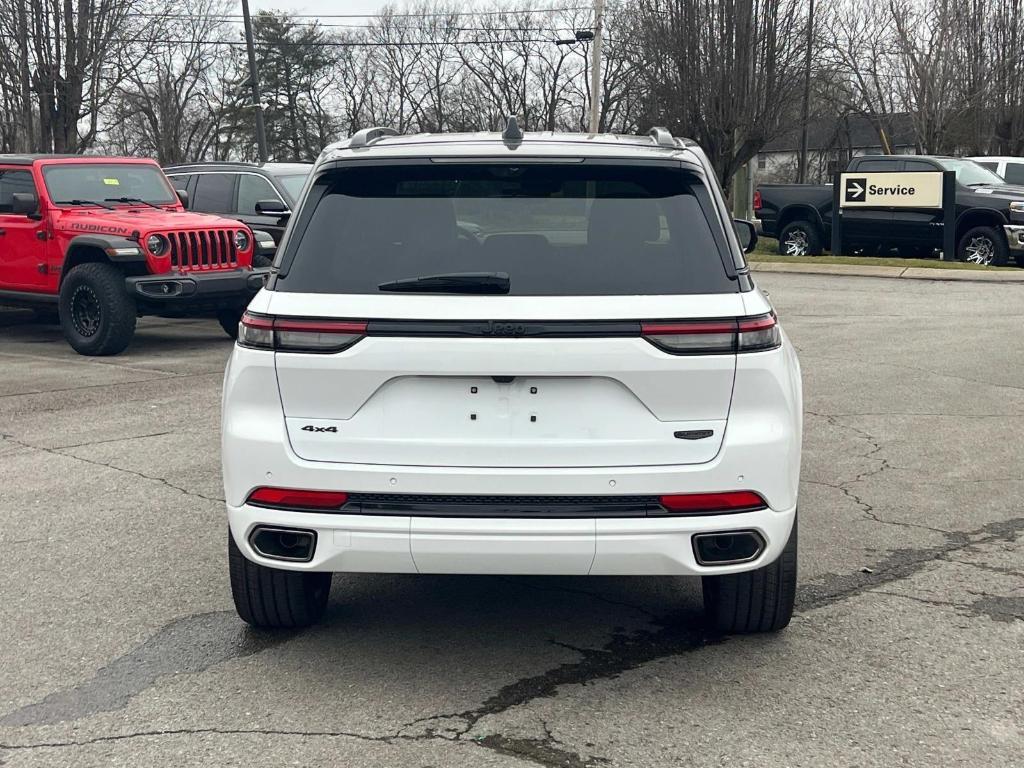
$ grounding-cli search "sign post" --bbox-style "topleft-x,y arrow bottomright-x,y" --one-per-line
941,171 -> 955,261
832,170 -> 955,260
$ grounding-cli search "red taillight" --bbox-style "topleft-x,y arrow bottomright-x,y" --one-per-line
247,487 -> 349,510
659,491 -> 767,514
753,189 -> 763,211
240,312 -> 367,353
641,313 -> 780,354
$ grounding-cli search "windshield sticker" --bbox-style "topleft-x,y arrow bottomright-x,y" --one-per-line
103,178 -> 121,186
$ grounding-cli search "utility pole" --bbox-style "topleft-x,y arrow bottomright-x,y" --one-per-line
588,0 -> 606,134
241,0 -> 268,163
796,0 -> 815,183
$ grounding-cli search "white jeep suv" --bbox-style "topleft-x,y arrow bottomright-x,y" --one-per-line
222,124 -> 802,634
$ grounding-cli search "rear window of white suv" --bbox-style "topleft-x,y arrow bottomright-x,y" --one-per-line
277,163 -> 738,295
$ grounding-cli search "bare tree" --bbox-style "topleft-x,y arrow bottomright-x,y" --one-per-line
628,0 -> 807,186
105,0 -> 231,163
21,0 -> 163,152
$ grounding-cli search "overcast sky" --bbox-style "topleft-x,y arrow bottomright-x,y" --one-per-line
247,0 -> 428,16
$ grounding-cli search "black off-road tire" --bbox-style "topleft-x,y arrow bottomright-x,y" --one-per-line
58,262 -> 137,356
777,220 -> 823,256
958,225 -> 1009,266
228,532 -> 331,629
702,515 -> 798,634
217,308 -> 244,339
252,253 -> 274,269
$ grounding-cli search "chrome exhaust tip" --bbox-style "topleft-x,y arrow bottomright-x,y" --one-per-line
692,530 -> 765,566
249,526 -> 317,562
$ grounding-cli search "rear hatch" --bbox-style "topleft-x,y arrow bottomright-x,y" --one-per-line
266,159 -> 745,469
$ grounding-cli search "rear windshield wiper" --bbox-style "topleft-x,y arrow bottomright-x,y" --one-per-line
378,272 -> 510,294
61,198 -> 116,210
104,196 -> 164,209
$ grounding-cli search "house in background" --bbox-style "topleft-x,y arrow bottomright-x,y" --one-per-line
755,113 -> 918,183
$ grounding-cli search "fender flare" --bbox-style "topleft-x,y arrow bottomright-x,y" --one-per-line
65,234 -> 148,263
777,204 -> 826,236
59,235 -> 148,286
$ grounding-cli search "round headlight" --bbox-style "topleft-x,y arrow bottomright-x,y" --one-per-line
146,234 -> 168,256
233,230 -> 251,251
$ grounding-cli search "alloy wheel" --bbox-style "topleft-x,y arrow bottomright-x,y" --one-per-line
963,236 -> 995,265
70,285 -> 102,337
783,229 -> 809,256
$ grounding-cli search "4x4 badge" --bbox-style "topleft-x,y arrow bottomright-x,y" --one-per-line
301,425 -> 338,433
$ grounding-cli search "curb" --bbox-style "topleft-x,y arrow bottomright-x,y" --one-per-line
749,261 -> 1024,283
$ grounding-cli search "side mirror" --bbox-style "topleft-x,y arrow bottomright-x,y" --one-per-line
175,189 -> 189,208
255,199 -> 289,216
12,192 -> 38,217
252,229 -> 277,257
733,219 -> 758,254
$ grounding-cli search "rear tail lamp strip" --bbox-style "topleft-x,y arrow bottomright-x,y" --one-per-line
245,487 -> 768,516
240,312 -> 779,354
240,313 -> 367,353
641,313 -> 780,354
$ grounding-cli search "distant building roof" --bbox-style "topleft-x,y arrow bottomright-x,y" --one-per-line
762,113 -> 917,153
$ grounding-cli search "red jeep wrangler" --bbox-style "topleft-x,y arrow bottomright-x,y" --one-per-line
0,155 -> 271,355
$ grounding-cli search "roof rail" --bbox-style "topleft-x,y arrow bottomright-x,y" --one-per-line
648,127 -> 677,148
349,126 -> 400,149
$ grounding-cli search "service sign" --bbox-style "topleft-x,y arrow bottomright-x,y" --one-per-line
840,171 -> 944,209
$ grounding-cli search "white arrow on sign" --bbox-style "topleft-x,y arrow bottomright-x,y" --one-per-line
848,181 -> 864,200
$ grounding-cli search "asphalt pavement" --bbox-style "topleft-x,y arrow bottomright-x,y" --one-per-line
1,273 -> 1022,767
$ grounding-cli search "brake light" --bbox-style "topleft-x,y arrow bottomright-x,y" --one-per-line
753,189 -> 763,211
247,487 -> 349,510
659,491 -> 767,514
239,312 -> 367,353
641,313 -> 780,354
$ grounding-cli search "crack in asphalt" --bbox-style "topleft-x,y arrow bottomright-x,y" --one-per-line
2,515 -> 1022,766
3,395 -> 1023,766
53,431 -> 175,451
797,353 -> 1024,395
0,434 -> 225,504
870,589 -> 1024,624
0,613 -> 290,729
803,412 -> 952,536
944,557 -> 1024,580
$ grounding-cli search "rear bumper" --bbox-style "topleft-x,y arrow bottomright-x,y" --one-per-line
126,267 -> 270,309
227,502 -> 796,576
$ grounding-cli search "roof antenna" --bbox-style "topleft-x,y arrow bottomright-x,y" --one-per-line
502,116 -> 523,144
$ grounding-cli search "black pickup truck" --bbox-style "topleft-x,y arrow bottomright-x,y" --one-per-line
756,154 -> 1024,266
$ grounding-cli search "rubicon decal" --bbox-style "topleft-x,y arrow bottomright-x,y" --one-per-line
70,223 -> 131,235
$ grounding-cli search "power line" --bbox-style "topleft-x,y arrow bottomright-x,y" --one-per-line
0,32 -> 574,48
127,6 -> 584,19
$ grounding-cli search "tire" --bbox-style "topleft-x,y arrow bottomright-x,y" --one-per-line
958,225 -> 1009,266
777,220 -> 823,256
58,262 -> 137,356
228,531 -> 331,629
702,515 -> 797,634
252,253 -> 274,269
217,308 -> 243,339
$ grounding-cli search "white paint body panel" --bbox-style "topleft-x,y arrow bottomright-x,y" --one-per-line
226,503 -> 796,576
222,135 -> 801,578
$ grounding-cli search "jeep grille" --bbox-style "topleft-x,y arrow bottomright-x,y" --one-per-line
165,230 -> 239,272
